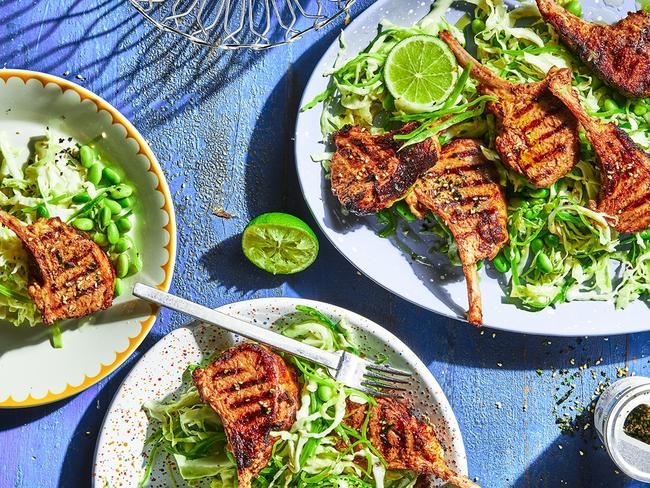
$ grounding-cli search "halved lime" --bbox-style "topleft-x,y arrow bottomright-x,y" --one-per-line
242,212 -> 319,275
384,35 -> 457,113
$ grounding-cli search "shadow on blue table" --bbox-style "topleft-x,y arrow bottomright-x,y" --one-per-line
1,0 -> 274,130
0,398 -> 73,431
58,355 -> 134,487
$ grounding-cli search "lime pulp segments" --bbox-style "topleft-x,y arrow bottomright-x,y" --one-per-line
242,212 -> 319,275
384,35 -> 457,113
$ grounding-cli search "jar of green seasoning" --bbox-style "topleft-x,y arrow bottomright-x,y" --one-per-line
594,376 -> 650,482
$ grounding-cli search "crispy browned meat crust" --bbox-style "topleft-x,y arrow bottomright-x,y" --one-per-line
0,212 -> 114,325
537,0 -> 650,98
331,123 -> 440,215
192,343 -> 300,488
406,139 -> 508,325
440,31 -> 580,188
345,398 -> 480,488
548,75 -> 650,233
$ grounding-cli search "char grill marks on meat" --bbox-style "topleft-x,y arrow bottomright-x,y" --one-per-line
192,343 -> 300,488
536,0 -> 650,98
406,139 -> 508,326
548,74 -> 650,233
331,123 -> 440,215
345,397 -> 480,488
0,211 -> 114,325
439,31 -> 580,188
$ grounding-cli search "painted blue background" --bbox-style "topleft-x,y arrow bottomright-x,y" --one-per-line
0,0 -> 649,487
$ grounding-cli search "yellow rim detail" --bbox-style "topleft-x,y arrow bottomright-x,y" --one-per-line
0,69 -> 177,408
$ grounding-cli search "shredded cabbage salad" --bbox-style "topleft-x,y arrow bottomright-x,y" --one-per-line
141,306 -> 421,488
0,132 -> 137,332
302,0 -> 650,312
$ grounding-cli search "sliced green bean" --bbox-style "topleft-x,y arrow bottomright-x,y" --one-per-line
79,145 -> 96,168
88,163 -> 103,185
99,206 -> 112,228
110,184 -> 133,200
471,18 -> 486,34
116,217 -> 132,233
525,208 -> 540,220
106,223 -> 119,245
104,199 -> 122,215
92,232 -> 108,247
603,98 -> 619,112
116,253 -> 130,278
536,253 -> 553,273
117,197 -> 133,209
102,167 -> 122,185
114,237 -> 131,253
565,0 -> 582,16
114,278 -> 124,297
72,218 -> 94,231
531,238 -> 545,254
544,234 -> 560,247
129,250 -> 143,274
317,385 -> 334,402
36,205 -> 50,219
493,254 -> 510,273
72,191 -> 91,204
528,188 -> 550,199
394,201 -> 416,222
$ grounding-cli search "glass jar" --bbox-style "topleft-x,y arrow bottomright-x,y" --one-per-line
594,376 -> 650,482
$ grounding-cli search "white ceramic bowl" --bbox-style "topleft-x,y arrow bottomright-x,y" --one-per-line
294,0 -> 646,336
93,297 -> 468,487
0,70 -> 176,407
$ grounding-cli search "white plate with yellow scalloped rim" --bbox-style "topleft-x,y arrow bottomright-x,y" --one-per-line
294,0 -> 645,336
92,297 -> 469,487
0,70 -> 176,407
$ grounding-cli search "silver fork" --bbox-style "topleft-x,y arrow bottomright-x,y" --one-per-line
133,283 -> 411,398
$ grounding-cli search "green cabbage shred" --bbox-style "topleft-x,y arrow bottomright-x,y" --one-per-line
0,133 -> 92,327
141,306 -> 421,487
302,0 -> 650,313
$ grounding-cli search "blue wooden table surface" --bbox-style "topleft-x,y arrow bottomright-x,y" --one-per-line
1,1 -> 649,487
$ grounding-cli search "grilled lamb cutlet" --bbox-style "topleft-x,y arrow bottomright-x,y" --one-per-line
548,75 -> 650,233
192,343 -> 300,488
345,397 -> 479,488
0,211 -> 114,325
439,31 -> 580,188
331,123 -> 440,215
537,0 -> 650,98
406,139 -> 508,326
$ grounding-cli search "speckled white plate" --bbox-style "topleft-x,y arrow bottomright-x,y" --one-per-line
294,0 -> 645,336
0,70 -> 176,407
92,297 -> 469,487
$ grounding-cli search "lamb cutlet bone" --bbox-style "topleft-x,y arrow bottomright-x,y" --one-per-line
439,31 -> 580,189
406,139 -> 508,326
548,73 -> 650,233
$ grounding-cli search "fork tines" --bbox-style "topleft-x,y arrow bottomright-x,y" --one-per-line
360,361 -> 411,398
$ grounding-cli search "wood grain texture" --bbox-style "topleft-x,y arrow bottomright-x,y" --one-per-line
0,1 -> 648,487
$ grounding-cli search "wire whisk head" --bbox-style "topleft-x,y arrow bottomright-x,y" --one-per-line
130,0 -> 355,49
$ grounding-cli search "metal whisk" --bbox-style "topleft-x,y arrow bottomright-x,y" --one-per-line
129,0 -> 356,49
